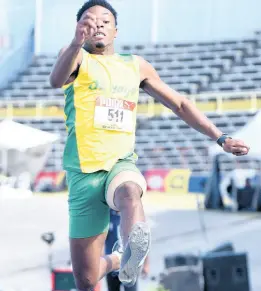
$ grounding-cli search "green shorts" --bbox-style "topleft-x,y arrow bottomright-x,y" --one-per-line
66,155 -> 142,238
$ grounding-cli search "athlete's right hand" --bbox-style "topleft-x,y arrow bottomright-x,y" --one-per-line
72,12 -> 97,47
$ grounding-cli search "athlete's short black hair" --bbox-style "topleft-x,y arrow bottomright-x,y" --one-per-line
77,0 -> 118,25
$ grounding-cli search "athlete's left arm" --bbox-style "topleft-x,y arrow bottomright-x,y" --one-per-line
138,56 -> 249,156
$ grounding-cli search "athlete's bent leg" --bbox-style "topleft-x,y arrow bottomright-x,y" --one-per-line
106,171 -> 147,246
106,170 -> 151,287
70,233 -> 120,291
114,181 -> 145,246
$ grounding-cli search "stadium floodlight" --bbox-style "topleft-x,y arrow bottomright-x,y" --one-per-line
41,232 -> 55,270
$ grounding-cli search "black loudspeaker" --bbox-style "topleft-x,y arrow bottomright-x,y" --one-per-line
51,269 -> 76,291
203,252 -> 250,291
207,242 -> 234,255
164,254 -> 199,269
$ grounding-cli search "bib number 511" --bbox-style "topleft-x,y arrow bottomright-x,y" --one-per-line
108,109 -> 124,122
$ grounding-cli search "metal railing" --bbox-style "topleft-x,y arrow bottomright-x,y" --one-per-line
0,91 -> 261,119
138,91 -> 261,117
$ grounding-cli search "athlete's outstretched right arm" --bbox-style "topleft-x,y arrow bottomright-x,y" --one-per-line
49,44 -> 82,88
49,11 -> 97,88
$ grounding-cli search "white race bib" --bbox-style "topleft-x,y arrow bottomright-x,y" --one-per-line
94,97 -> 136,132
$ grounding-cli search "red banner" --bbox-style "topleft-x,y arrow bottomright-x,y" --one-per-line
35,172 -> 58,186
144,169 -> 169,192
144,169 -> 191,194
35,171 -> 66,188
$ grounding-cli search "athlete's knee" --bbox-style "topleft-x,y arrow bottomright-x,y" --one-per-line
74,271 -> 98,291
114,181 -> 142,209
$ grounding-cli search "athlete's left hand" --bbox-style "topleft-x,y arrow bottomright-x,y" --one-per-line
222,138 -> 250,156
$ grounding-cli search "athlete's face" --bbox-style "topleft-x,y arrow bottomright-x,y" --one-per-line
85,5 -> 117,50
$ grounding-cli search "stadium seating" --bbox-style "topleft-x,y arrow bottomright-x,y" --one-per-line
1,35 -> 261,100
1,33 -> 261,173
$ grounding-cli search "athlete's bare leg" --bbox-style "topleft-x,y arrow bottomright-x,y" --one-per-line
108,173 -> 151,287
114,182 -> 145,247
70,232 -> 120,291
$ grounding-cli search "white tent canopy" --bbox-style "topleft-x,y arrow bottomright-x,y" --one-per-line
0,119 -> 58,151
0,119 -> 59,181
209,111 -> 261,159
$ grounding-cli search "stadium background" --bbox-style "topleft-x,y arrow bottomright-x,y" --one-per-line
1,0 -> 261,291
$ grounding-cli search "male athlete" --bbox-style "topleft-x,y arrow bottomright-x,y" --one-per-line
50,1 -> 250,290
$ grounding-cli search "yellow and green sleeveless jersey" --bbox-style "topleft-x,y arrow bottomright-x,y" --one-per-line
62,49 -> 140,173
